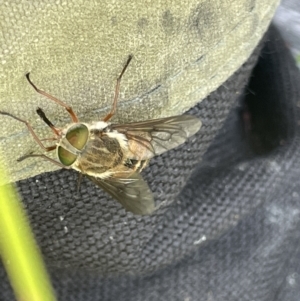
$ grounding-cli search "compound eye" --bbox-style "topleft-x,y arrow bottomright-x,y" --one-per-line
66,124 -> 89,150
57,146 -> 77,166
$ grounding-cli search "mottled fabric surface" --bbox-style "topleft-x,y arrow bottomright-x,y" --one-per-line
1,25 -> 300,300
0,0 -> 279,181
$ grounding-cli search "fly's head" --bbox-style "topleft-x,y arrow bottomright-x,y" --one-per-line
56,123 -> 90,167
36,106 -> 90,168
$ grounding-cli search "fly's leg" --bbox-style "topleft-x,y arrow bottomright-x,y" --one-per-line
40,137 -> 59,141
17,153 -> 68,168
26,73 -> 79,122
103,55 -> 133,122
0,111 -> 57,151
76,173 -> 84,193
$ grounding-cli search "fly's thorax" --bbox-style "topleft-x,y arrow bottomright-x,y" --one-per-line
71,122 -> 129,177
56,122 -> 89,166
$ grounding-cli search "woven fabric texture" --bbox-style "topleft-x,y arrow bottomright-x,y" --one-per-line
10,32 -> 263,273
2,24 -> 300,301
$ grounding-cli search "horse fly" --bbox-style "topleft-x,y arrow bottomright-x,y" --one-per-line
0,55 -> 201,215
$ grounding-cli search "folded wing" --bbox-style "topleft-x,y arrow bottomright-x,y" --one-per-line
112,115 -> 201,160
87,172 -> 155,215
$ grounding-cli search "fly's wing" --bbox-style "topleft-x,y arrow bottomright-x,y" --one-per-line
87,172 -> 155,215
112,115 -> 201,160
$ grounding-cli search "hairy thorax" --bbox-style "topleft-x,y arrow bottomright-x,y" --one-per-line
73,122 -> 129,179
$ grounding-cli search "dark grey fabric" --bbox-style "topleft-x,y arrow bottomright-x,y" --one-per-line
1,24 -> 300,300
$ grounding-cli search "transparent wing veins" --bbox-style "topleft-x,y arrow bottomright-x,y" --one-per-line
87,172 -> 155,215
112,115 -> 201,158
